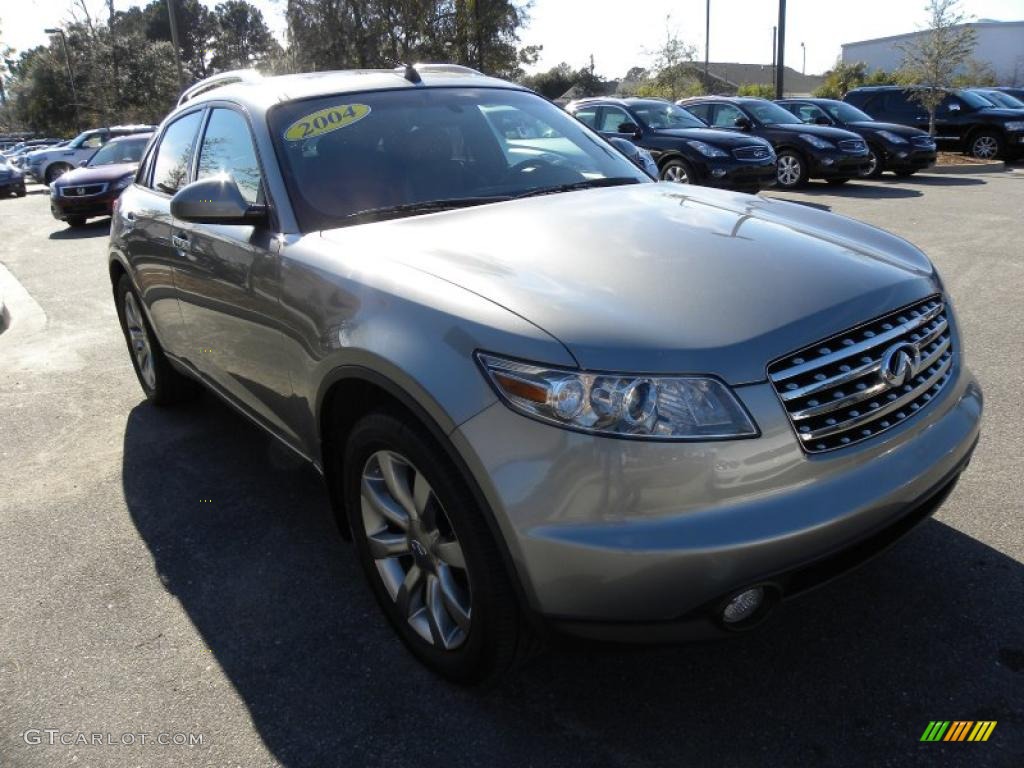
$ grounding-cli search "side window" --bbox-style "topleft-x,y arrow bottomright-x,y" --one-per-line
573,107 -> 598,129
683,103 -> 711,122
936,95 -> 962,115
598,107 -> 632,133
151,111 -> 204,195
196,108 -> 263,204
81,133 -> 105,149
711,104 -> 744,127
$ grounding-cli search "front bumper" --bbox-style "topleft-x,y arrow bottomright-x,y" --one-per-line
451,358 -> 982,634
885,145 -> 937,171
808,148 -> 870,178
50,191 -> 118,221
699,156 -> 777,191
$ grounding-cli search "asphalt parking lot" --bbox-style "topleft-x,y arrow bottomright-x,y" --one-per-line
1,171 -> 1022,768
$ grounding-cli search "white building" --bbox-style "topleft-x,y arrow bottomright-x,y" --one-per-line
842,19 -> 1024,85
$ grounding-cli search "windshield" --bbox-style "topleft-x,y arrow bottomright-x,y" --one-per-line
270,87 -> 649,231
87,137 -> 149,166
745,101 -> 802,125
977,90 -> 1024,109
823,102 -> 873,123
957,90 -> 995,110
631,102 -> 707,129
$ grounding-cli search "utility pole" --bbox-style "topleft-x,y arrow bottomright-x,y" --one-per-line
801,42 -> 806,75
167,0 -> 186,93
775,0 -> 787,99
44,28 -> 81,132
704,0 -> 710,83
771,26 -> 777,94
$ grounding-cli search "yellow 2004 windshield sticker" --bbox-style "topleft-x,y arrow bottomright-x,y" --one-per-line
284,104 -> 371,141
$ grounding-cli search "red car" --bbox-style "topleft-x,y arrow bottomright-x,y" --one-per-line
50,133 -> 153,227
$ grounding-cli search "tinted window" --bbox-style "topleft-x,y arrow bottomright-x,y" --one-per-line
956,90 -> 993,110
631,102 -> 706,129
711,104 -> 744,127
152,111 -> 204,194
682,103 -> 711,122
881,91 -> 915,113
745,101 -> 801,125
572,106 -> 598,128
269,88 -> 648,231
824,102 -> 874,123
87,137 -> 150,166
196,108 -> 262,204
598,107 -> 633,132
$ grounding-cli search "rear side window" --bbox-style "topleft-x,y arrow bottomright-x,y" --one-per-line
151,111 -> 204,195
683,103 -> 711,123
711,104 -> 744,127
572,107 -> 598,129
196,108 -> 263,204
598,107 -> 632,132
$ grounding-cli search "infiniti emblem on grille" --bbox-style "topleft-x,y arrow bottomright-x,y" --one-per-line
76,187 -> 84,195
410,540 -> 428,558
880,342 -> 921,387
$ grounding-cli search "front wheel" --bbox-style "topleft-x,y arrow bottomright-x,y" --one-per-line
862,146 -> 884,178
343,411 -> 534,684
45,163 -> 71,185
114,275 -> 198,405
968,131 -> 1002,160
66,216 -> 87,227
660,158 -> 694,184
775,150 -> 808,189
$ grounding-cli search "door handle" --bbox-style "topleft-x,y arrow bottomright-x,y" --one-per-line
122,210 -> 136,232
171,233 -> 190,251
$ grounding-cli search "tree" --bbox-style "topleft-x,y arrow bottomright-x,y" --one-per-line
210,0 -> 282,71
952,58 -> 997,87
637,16 -> 700,101
519,62 -> 576,99
737,83 -> 774,98
898,0 -> 977,135
813,60 -> 903,98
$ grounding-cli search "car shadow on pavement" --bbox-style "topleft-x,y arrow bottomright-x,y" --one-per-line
791,182 -> 923,199
48,219 -> 111,239
121,396 -> 1023,768
880,174 -> 988,187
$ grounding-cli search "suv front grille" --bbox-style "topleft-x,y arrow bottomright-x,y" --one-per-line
838,139 -> 867,153
733,145 -> 773,160
768,296 -> 953,453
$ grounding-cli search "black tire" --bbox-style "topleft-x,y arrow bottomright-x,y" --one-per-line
825,178 -> 851,185
659,158 -> 695,184
114,274 -> 199,405
893,169 -> 917,178
16,185 -> 26,197
862,145 -> 885,178
967,130 -> 1003,160
343,411 -> 536,684
775,149 -> 808,189
66,216 -> 87,227
45,163 -> 72,185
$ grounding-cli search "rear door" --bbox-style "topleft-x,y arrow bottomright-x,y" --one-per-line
120,109 -> 206,358
171,105 -> 296,442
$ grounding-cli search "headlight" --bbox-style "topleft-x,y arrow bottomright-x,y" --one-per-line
798,133 -> 835,150
113,174 -> 134,190
876,130 -> 907,144
477,353 -> 758,440
686,140 -> 729,158
1005,121 -> 1024,132
50,184 -> 59,198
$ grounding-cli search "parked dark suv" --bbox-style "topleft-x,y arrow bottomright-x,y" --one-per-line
776,97 -> 936,177
679,96 -> 869,188
566,97 -> 777,191
844,86 -> 1024,160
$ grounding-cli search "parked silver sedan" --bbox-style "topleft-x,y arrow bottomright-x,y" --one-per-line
108,65 -> 982,683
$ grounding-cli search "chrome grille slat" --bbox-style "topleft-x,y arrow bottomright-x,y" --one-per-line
802,354 -> 952,442
769,302 -> 943,383
768,296 -> 954,453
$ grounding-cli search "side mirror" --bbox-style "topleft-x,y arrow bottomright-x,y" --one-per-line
813,115 -> 831,125
78,160 -> 88,167
734,116 -> 753,130
617,121 -> 641,138
170,176 -> 266,225
947,102 -> 961,112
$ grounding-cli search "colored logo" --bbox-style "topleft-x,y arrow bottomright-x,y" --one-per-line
920,721 -> 996,742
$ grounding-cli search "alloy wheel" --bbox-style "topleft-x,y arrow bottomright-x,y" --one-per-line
123,291 -> 156,389
777,155 -> 802,187
361,450 -> 472,650
663,164 -> 689,183
864,151 -> 879,176
971,135 -> 998,160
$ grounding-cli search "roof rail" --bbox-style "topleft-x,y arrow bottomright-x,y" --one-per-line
177,69 -> 262,106
410,63 -> 484,76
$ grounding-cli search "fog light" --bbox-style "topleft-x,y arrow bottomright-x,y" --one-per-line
711,168 -> 727,178
821,158 -> 835,166
722,587 -> 765,624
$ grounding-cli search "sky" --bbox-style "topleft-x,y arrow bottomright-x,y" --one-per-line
4,0 -> 1024,77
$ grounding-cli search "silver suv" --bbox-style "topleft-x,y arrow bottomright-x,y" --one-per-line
26,124 -> 154,184
109,66 -> 982,683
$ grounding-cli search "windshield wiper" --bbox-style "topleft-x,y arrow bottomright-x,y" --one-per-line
343,196 -> 510,224
512,177 -> 642,200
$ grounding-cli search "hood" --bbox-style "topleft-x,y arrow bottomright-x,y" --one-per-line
320,183 -> 938,384
847,121 -> 930,138
653,128 -> 771,147
769,123 -> 863,140
55,162 -> 138,187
